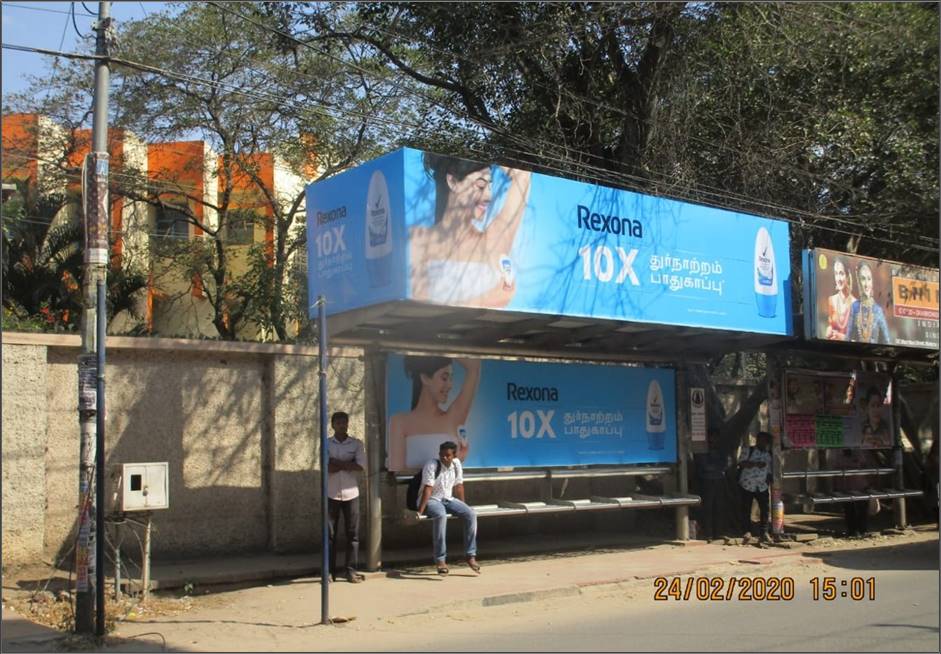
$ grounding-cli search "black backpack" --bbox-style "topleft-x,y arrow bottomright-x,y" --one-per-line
406,460 -> 441,511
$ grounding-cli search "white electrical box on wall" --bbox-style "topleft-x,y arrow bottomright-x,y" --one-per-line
121,462 -> 169,511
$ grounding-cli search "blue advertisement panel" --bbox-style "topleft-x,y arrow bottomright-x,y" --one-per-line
307,148 -> 792,336
305,150 -> 408,315
385,354 -> 676,472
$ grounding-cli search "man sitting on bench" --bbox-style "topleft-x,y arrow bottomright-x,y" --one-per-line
416,441 -> 481,575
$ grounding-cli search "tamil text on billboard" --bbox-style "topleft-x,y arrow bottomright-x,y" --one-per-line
307,149 -> 793,336
384,354 -> 676,471
805,248 -> 939,349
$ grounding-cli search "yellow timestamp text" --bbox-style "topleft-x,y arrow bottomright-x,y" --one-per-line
652,576 -> 877,601
810,576 -> 876,601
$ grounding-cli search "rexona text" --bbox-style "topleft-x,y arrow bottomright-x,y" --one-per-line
507,382 -> 559,402
316,206 -> 346,225
577,205 -> 643,238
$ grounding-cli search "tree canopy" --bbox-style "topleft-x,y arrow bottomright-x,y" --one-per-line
4,1 -> 938,344
283,1 -> 938,265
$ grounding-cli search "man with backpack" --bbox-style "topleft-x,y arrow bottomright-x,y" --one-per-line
414,441 -> 480,575
737,431 -> 773,544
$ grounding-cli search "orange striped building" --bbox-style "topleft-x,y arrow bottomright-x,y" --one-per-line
2,113 -> 307,339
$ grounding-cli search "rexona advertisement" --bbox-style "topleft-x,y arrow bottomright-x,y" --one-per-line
384,354 -> 676,472
781,370 -> 893,449
803,248 -> 939,349
306,149 -> 793,335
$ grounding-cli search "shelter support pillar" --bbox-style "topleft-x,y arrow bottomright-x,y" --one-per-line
767,356 -> 785,537
674,368 -> 690,541
889,365 -> 908,529
364,350 -> 384,571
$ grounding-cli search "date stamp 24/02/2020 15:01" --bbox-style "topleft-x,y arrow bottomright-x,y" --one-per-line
653,576 -> 876,602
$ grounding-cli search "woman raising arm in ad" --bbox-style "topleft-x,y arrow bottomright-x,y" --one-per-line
388,356 -> 481,472
410,155 -> 531,308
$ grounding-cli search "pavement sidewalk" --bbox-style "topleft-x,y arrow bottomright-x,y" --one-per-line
3,518 -> 933,652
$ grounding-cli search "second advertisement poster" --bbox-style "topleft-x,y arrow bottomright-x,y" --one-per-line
385,354 -> 676,472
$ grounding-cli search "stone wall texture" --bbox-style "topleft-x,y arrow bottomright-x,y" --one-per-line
2,344 -> 48,565
7,333 -> 932,571
1,334 -> 367,567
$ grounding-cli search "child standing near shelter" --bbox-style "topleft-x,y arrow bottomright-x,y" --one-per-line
737,431 -> 773,544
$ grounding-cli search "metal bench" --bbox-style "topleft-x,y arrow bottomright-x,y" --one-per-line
396,466 -> 701,520
801,488 -> 924,506
782,467 -> 923,508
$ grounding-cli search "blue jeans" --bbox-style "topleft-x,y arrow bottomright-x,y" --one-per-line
423,497 -> 477,563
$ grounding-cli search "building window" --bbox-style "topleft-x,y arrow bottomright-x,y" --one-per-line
225,209 -> 258,245
155,206 -> 190,239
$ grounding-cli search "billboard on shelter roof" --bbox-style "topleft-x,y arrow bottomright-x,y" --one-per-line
384,354 -> 676,472
803,248 -> 939,349
307,149 -> 793,335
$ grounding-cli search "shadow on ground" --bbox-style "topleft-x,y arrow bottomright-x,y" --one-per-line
800,537 -> 940,572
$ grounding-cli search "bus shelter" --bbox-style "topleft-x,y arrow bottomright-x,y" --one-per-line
765,249 -> 938,532
306,149 -> 798,569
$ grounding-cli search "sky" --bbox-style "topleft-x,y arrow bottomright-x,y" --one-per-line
2,1 -> 162,99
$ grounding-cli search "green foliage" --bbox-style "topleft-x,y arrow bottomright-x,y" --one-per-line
291,2 -> 938,265
1,180 -> 82,330
108,2 -> 400,339
654,3 -> 939,264
2,179 -> 149,333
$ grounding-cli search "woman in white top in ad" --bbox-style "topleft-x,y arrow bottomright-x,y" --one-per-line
410,154 -> 531,308
388,356 -> 481,472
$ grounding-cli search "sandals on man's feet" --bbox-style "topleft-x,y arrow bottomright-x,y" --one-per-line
436,565 -> 449,576
467,559 -> 481,573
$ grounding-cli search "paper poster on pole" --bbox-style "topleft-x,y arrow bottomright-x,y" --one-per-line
782,369 -> 893,449
690,387 -> 707,443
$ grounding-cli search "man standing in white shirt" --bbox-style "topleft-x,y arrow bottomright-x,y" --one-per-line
327,411 -> 366,583
416,441 -> 480,575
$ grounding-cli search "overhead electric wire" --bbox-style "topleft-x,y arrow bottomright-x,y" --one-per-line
12,6 -> 920,246
207,2 -> 937,247
6,0 -> 927,231
2,3 -> 95,18
1,41 -> 470,152
6,147 -> 935,256
303,6 -> 874,206
70,2 -> 91,40
4,40 -> 937,253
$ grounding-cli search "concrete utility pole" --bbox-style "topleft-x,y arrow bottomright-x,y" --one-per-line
75,1 -> 112,635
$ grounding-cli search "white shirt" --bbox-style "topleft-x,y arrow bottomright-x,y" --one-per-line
421,458 -> 464,502
327,435 -> 366,501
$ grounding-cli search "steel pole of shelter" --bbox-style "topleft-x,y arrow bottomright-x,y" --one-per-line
318,296 -> 331,625
364,351 -> 383,572
889,364 -> 907,528
674,367 -> 690,541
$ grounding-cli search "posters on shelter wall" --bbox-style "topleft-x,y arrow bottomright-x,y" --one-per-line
384,354 -> 676,472
782,370 -> 893,449
307,148 -> 793,337
805,248 -> 939,350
